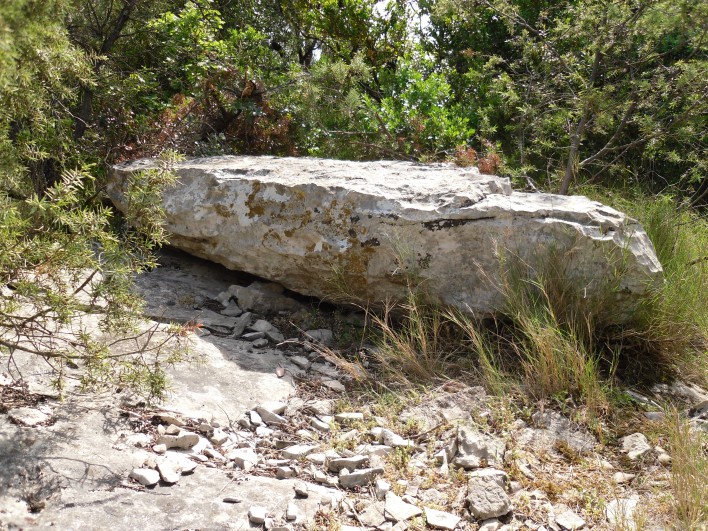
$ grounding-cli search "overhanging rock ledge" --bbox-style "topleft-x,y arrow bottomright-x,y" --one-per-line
108,156 -> 662,315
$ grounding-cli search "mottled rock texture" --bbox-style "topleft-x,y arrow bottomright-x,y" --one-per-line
109,156 -> 662,315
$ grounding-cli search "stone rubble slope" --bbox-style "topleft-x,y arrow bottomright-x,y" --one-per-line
108,156 -> 663,316
2,250 -> 705,530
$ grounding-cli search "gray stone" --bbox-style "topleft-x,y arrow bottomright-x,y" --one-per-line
613,472 -> 636,484
606,495 -> 639,529
468,468 -> 508,489
234,282 -> 303,314
225,448 -> 258,470
276,466 -> 294,479
290,356 -> 310,369
321,379 -> 345,392
8,407 -> 51,427
310,417 -> 330,432
203,448 -> 226,462
479,519 -> 502,531
294,481 -> 309,497
620,433 -> 652,460
249,410 -> 263,426
152,444 -> 167,454
384,492 -> 422,522
338,467 -> 384,489
221,301 -> 243,317
359,502 -> 387,527
380,428 -> 413,448
252,338 -> 269,348
109,156 -> 662,316
130,468 -> 160,487
209,428 -> 229,446
335,412 -> 364,424
154,412 -> 186,427
243,331 -> 266,341
248,506 -> 268,525
232,312 -> 253,337
453,426 -> 505,469
282,444 -> 319,459
554,506 -> 585,530
156,431 -> 200,450
467,474 -> 512,520
361,444 -> 393,457
286,502 -> 299,521
375,478 -> 391,500
304,329 -> 334,346
423,507 -> 461,530
156,461 -> 181,484
517,411 -> 596,454
255,405 -> 287,425
657,453 -> 672,466
328,455 -> 369,472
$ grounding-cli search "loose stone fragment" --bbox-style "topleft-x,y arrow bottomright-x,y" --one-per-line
375,478 -> 391,500
358,502 -> 386,527
156,461 -> 181,484
255,405 -> 287,425
282,444 -> 319,459
248,506 -> 268,525
606,495 -> 639,528
129,468 -> 160,487
423,507 -> 462,530
339,467 -> 384,489
276,466 -> 294,479
155,412 -> 186,427
328,455 -> 368,472
156,431 -> 200,450
620,433 -> 652,460
380,429 -> 413,448
286,502 -> 299,521
453,426 -> 505,469
310,417 -> 330,432
305,453 -> 327,465
252,338 -> 269,348
657,453 -> 672,466
209,428 -> 229,446
613,472 -> 636,484
555,506 -> 586,530
479,518 -> 502,531
466,474 -> 512,520
152,444 -> 167,454
249,410 -> 263,426
384,492 -> 422,522
293,481 -> 309,497
468,468 -> 508,489
226,448 -> 258,470
8,407 -> 51,427
304,329 -> 334,346
204,448 -> 226,462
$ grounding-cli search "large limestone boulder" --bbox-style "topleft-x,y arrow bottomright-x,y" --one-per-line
108,156 -> 662,315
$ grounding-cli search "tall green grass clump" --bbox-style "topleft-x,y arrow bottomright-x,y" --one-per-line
359,192 -> 705,422
582,192 -> 708,383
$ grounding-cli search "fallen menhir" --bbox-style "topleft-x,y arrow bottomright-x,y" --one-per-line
109,156 -> 662,315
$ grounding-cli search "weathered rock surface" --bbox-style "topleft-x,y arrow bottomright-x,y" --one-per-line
467,474 -> 512,520
109,156 -> 662,315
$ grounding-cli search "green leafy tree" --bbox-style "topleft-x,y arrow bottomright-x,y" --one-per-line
429,0 -> 707,196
